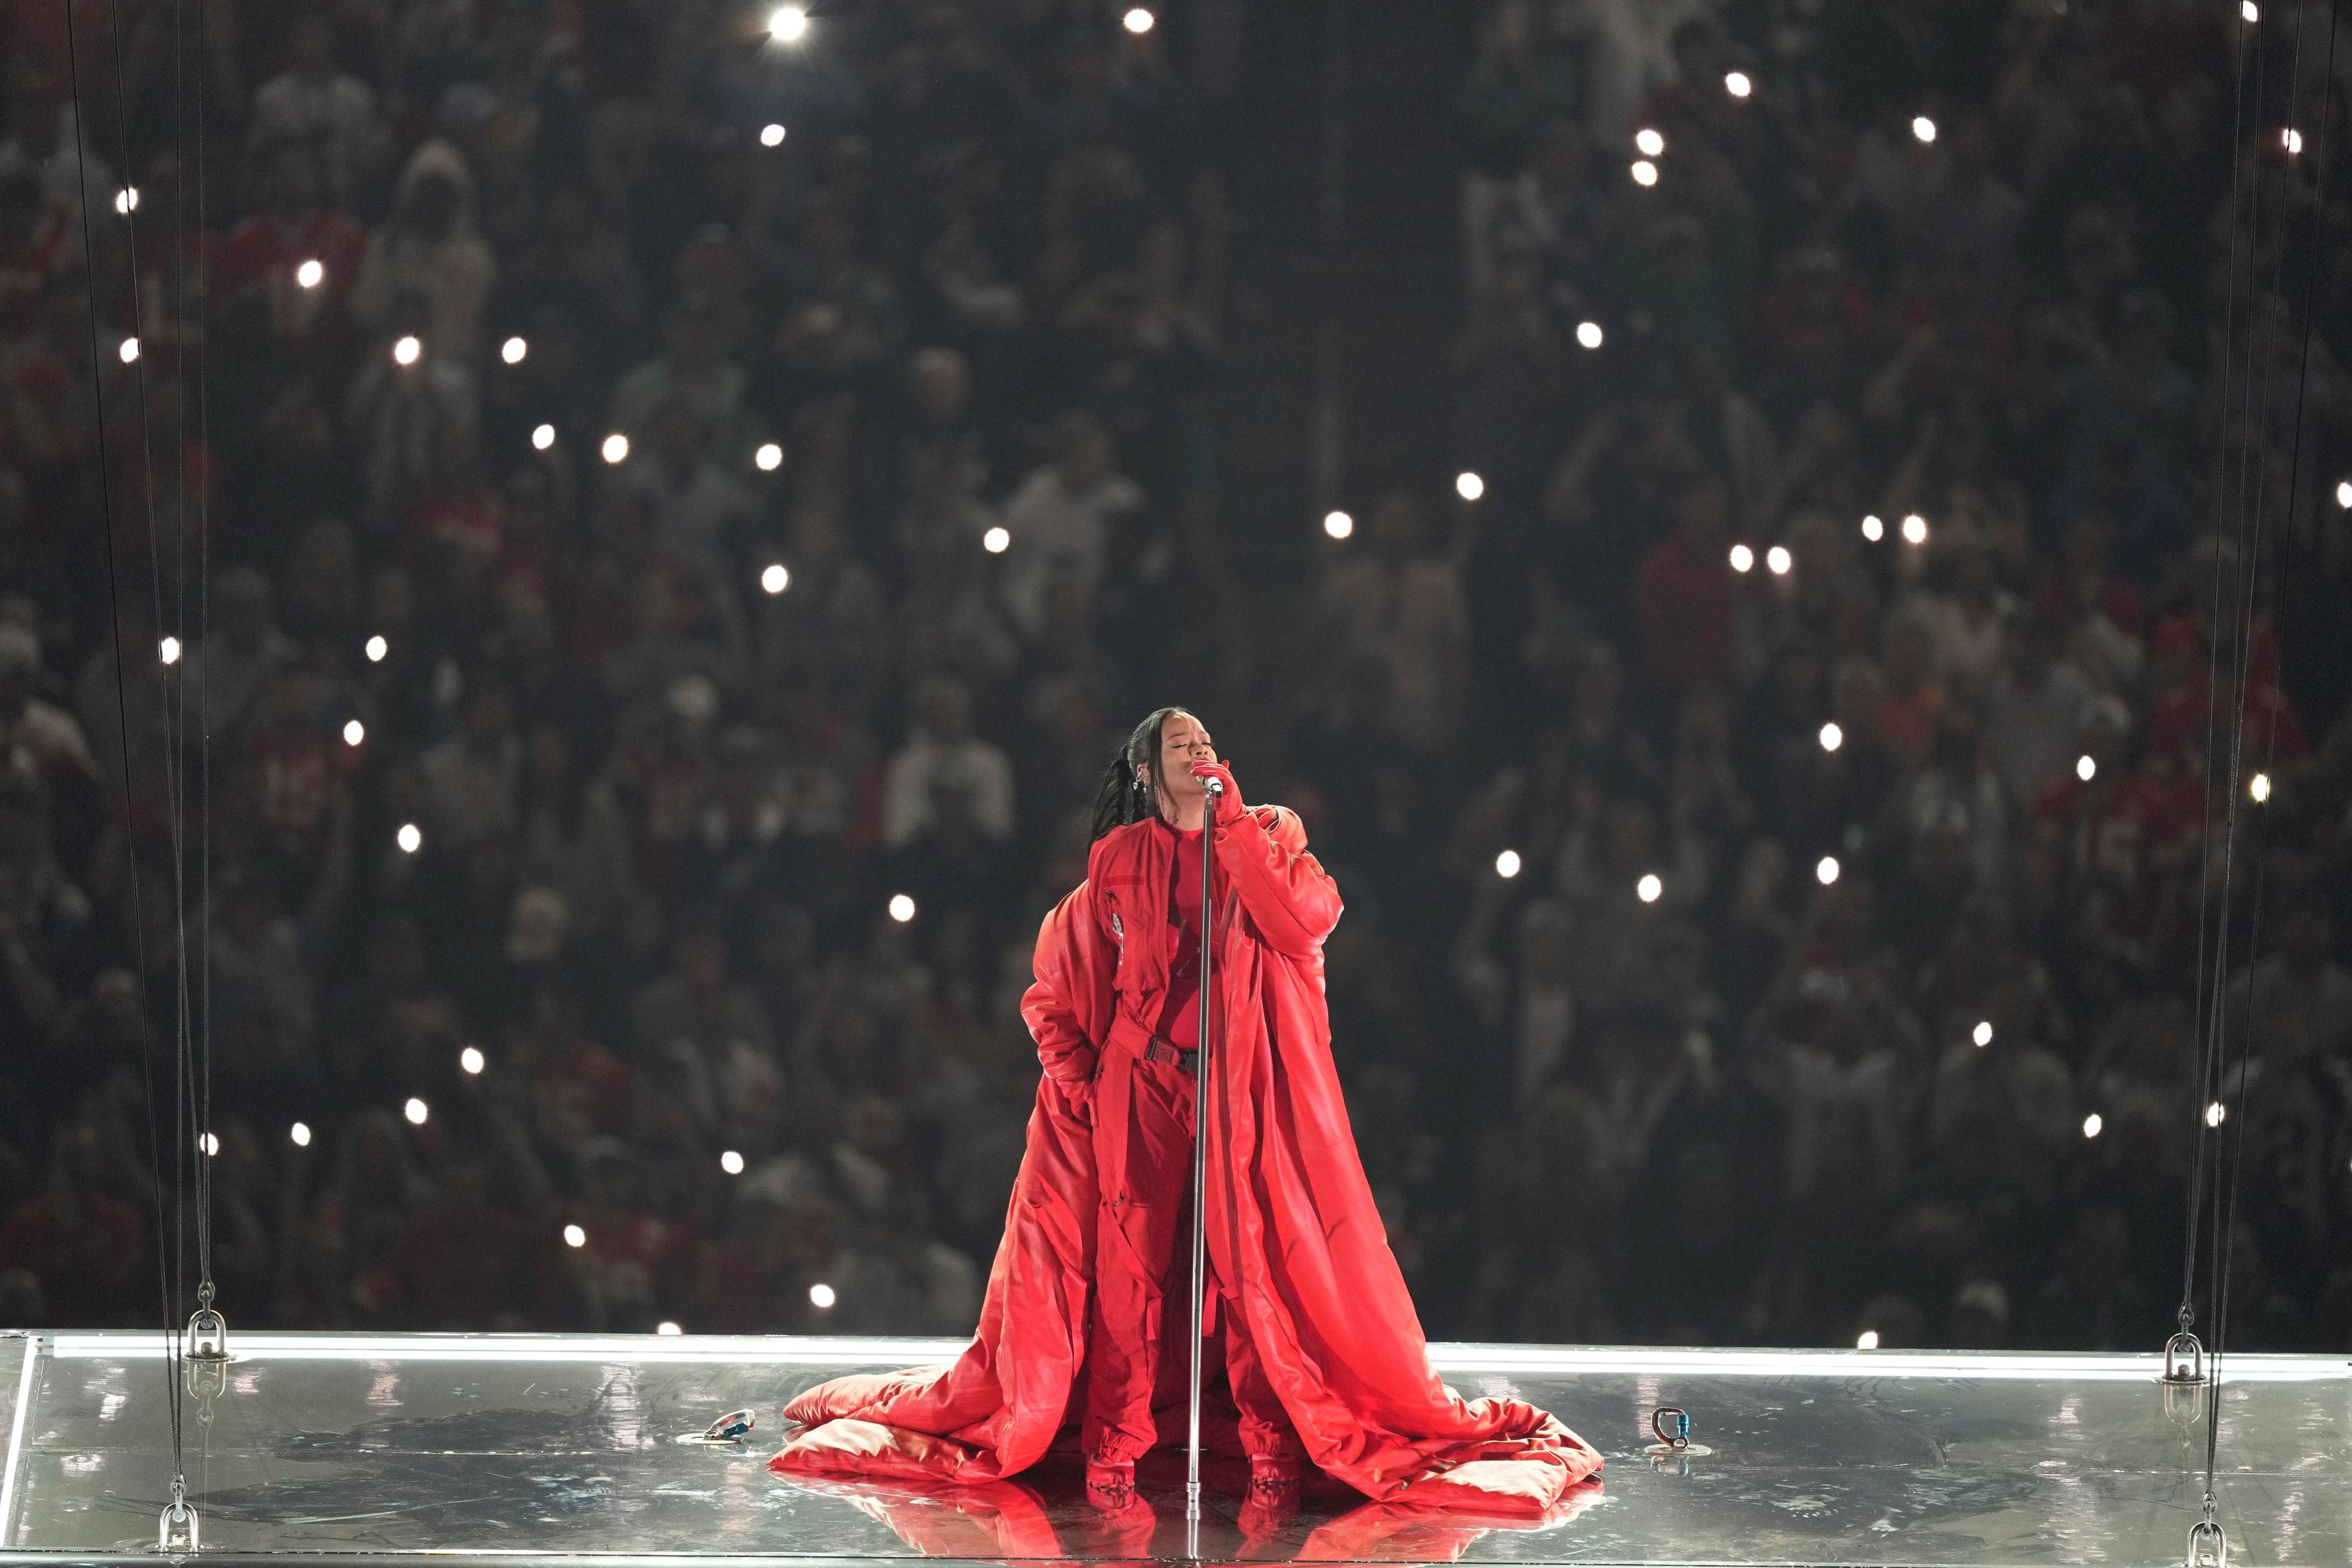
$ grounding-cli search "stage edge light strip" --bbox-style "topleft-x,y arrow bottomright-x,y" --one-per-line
0,1334 -> 39,1548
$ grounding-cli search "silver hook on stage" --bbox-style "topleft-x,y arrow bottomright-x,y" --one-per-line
158,1477 -> 199,1553
185,1308 -> 229,1404
2161,1330 -> 2206,1386
2187,1515 -> 2227,1568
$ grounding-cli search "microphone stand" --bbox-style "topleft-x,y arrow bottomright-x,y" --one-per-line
1185,779 -> 1219,1559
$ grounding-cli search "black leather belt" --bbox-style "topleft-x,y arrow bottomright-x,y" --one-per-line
1141,1036 -> 1198,1076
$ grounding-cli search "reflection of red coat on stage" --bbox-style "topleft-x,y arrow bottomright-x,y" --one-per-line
772,798 -> 1601,1511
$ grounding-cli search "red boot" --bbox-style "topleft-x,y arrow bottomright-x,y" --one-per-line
1085,1455 -> 1137,1508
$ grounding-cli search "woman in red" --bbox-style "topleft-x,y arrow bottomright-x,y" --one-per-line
770,709 -> 1599,1513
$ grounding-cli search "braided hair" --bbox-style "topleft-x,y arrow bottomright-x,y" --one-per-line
1089,706 -> 1191,841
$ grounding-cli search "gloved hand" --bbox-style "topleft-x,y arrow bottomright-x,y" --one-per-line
1192,760 -> 1243,825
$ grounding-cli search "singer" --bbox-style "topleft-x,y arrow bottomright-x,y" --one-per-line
769,709 -> 1601,1514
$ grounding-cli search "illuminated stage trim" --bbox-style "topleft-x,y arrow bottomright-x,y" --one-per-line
1,1332 -> 2343,1565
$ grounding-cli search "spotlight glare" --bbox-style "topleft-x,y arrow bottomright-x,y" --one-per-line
1634,128 -> 1665,157
290,1121 -> 312,1148
119,337 -> 140,363
1912,116 -> 1937,144
2083,1112 -> 2104,1139
755,442 -> 784,472
1323,509 -> 1354,540
982,525 -> 1010,554
601,433 -> 630,464
563,1223 -> 587,1248
1636,873 -> 1663,904
198,1131 -> 220,1157
158,636 -> 181,665
295,258 -> 324,289
720,1149 -> 746,1175
501,336 -> 528,365
1576,320 -> 1604,349
1495,848 -> 1523,879
1972,1020 -> 1994,1048
2249,772 -> 2272,803
459,1045 -> 486,1075
2284,128 -> 2304,155
2336,479 -> 2352,509
1861,514 -> 1885,542
114,187 -> 139,215
1856,1330 -> 1880,1351
1728,543 -> 1755,573
403,1096 -> 430,1126
2077,754 -> 2096,782
397,822 -> 423,854
2206,1101 -> 2226,1127
760,563 -> 790,595
655,1321 -> 683,1335
1630,159 -> 1659,187
1725,71 -> 1753,98
392,335 -> 422,366
1455,470 -> 1485,501
1766,544 -> 1793,575
2243,1 -> 2259,19
1819,722 -> 1843,753
532,423 -> 557,451
343,718 -> 365,746
1816,855 -> 1840,886
887,892 -> 918,924
1122,6 -> 1155,33
769,5 -> 809,41
365,635 -> 389,663
760,123 -> 786,148
809,1282 -> 837,1309
1900,513 -> 1929,545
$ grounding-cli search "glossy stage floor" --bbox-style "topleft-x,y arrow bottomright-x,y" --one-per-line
0,1333 -> 2342,1566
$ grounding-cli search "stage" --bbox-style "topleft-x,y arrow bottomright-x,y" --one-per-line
0,1332 -> 2342,1566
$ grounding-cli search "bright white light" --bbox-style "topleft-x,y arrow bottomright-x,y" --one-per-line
1323,510 -> 1354,540
403,1096 -> 430,1126
114,187 -> 139,215
1122,6 -> 1155,33
2250,773 -> 2272,803
1728,543 -> 1755,573
2243,1 -> 2259,19
769,5 -> 808,41
982,525 -> 1010,554
2077,755 -> 2096,782
887,893 -> 917,924
1631,159 -> 1658,187
501,336 -> 528,365
290,1121 -> 312,1148
532,424 -> 556,451
1766,544 -> 1793,575
601,433 -> 630,465
158,636 -> 181,665
1576,320 -> 1604,350
2083,1113 -> 2104,1139
2206,1101 -> 2226,1128
656,1321 -> 683,1335
392,335 -> 421,366
1725,71 -> 1753,99
809,1282 -> 837,1309
760,563 -> 790,595
198,1131 -> 220,1158
119,337 -> 140,363
459,1045 -> 486,1076
1911,116 -> 1937,144
1634,128 -> 1665,157
295,258 -> 324,289
1861,514 -> 1885,542
755,442 -> 783,472
1857,1330 -> 1881,1351
337,718 -> 363,747
1819,722 -> 1843,753
1636,873 -> 1663,904
365,635 -> 388,663
1455,470 -> 1485,501
720,1150 -> 746,1175
2337,480 -> 2352,508
1495,848 -> 1523,880
1816,856 -> 1840,886
397,822 -> 423,854
563,1224 -> 587,1249
2284,128 -> 2304,155
760,123 -> 786,148
1900,513 -> 1929,545
1973,1020 -> 1993,1048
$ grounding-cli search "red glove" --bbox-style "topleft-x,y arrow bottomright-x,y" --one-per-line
1192,760 -> 1243,825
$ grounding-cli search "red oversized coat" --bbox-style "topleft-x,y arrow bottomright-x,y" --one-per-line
770,802 -> 1602,1511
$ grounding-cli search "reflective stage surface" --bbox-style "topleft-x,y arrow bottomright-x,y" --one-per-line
0,1333 -> 2344,1566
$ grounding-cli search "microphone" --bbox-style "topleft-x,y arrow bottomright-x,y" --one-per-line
1202,777 -> 1224,797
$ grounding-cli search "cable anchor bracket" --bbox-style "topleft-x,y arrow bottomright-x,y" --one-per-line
158,1477 -> 199,1554
2161,1330 -> 2206,1386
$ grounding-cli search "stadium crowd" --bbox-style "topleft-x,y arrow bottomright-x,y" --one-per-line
0,0 -> 2349,1357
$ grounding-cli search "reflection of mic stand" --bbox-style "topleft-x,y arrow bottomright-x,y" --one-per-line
1184,778 -> 1220,1560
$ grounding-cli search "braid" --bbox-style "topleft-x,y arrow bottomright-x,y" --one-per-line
1088,705 -> 1191,842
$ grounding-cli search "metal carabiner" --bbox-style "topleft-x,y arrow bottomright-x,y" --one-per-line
2187,1517 -> 2228,1568
2162,1330 -> 2206,1386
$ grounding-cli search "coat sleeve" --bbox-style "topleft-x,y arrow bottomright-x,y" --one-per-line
1213,804 -> 1342,960
1021,879 -> 1105,1088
